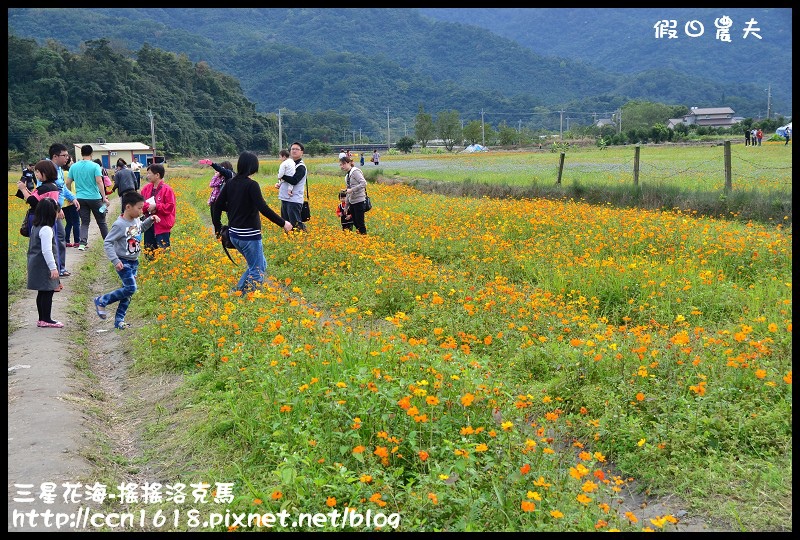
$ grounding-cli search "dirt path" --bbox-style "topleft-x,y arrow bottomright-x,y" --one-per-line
7,218 -> 146,532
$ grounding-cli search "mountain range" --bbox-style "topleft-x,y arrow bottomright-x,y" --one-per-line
7,8 -> 792,138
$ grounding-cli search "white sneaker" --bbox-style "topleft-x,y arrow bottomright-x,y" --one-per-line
78,244 -> 86,251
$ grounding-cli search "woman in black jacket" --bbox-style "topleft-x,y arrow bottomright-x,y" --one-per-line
211,152 -> 293,292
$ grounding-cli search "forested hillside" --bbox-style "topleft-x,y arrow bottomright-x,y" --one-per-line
419,7 -> 792,117
7,7 -> 784,139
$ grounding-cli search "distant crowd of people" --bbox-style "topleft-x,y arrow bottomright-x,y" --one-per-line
17,144 -> 175,329
18,141 -> 380,329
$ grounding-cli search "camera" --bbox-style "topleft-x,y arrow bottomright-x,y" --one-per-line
22,171 -> 36,191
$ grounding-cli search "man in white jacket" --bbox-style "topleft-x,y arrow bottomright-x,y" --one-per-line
277,141 -> 308,231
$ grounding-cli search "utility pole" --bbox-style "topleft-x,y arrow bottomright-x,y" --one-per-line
617,108 -> 622,135
148,109 -> 157,161
481,109 -> 485,147
766,84 -> 772,119
359,128 -> 362,144
386,108 -> 390,148
277,108 -> 283,152
559,110 -> 564,140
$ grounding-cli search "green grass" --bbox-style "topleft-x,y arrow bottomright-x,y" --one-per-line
7,150 -> 792,532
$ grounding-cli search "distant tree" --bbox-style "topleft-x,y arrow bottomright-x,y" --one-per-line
414,105 -> 435,148
483,124 -> 498,146
462,120 -> 483,145
304,139 -> 330,156
621,100 -> 688,133
436,110 -> 462,151
649,123 -> 669,143
395,136 -> 415,154
497,122 -> 518,146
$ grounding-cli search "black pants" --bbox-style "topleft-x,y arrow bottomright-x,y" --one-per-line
348,201 -> 367,234
36,290 -> 55,322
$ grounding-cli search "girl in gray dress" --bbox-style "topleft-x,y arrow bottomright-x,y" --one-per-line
27,198 -> 64,328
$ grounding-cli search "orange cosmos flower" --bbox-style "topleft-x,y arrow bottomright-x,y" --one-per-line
460,393 -> 475,407
270,491 -> 282,500
636,392 -> 645,402
521,500 -> 535,512
353,446 -> 366,454
418,450 -> 429,462
428,492 -> 438,505
369,493 -> 387,507
520,463 -> 531,475
326,497 -> 336,507
550,510 -> 564,519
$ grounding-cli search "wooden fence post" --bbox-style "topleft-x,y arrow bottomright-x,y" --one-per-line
557,152 -> 565,185
724,141 -> 732,193
633,145 -> 640,186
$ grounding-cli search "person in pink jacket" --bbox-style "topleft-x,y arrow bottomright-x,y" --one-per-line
140,163 -> 176,258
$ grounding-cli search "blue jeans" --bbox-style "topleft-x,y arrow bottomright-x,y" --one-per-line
231,236 -> 267,292
98,259 -> 138,327
63,205 -> 81,244
54,218 -> 67,273
144,228 -> 171,251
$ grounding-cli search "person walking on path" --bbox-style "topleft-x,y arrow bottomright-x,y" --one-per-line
67,144 -> 109,251
784,126 -> 791,145
212,151 -> 293,293
112,158 -> 138,198
140,163 -> 177,256
94,191 -> 159,330
756,128 -> 763,146
372,149 -> 380,165
26,198 -> 65,328
339,155 -> 368,235
130,157 -> 143,190
744,128 -> 751,146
